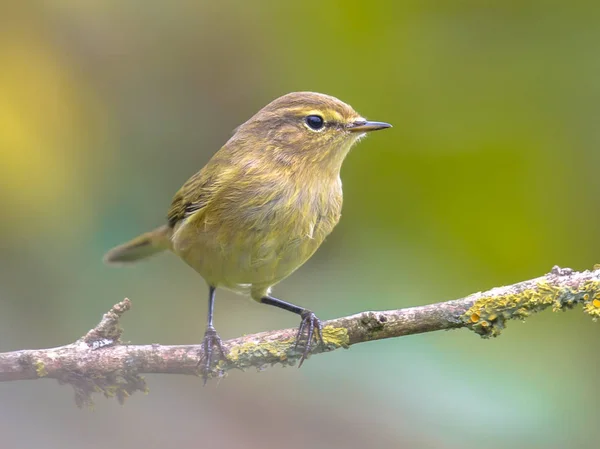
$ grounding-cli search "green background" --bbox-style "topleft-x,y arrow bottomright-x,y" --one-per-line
1,1 -> 599,448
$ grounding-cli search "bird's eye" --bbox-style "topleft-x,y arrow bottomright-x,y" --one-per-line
305,115 -> 325,131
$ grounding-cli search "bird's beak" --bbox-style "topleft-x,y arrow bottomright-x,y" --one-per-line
347,120 -> 392,133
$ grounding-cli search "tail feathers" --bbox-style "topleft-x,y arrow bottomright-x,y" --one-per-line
104,225 -> 171,265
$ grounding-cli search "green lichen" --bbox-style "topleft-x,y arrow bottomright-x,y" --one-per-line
222,325 -> 349,373
35,360 -> 47,378
359,312 -> 386,339
61,370 -> 149,408
462,276 -> 600,337
227,336 -> 295,367
322,325 -> 350,349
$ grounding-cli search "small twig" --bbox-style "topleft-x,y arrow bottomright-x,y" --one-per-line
1,265 -> 599,406
82,298 -> 131,348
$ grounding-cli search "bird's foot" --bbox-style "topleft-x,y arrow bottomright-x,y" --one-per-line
197,325 -> 228,384
294,310 -> 324,367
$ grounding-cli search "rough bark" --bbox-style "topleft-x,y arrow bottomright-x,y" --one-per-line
1,265 -> 599,406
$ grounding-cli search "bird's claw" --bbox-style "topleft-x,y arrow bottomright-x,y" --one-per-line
294,310 -> 324,367
197,326 -> 228,384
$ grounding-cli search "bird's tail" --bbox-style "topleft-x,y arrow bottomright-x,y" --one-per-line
104,224 -> 171,265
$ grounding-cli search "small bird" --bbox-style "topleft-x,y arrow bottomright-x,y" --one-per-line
104,92 -> 391,380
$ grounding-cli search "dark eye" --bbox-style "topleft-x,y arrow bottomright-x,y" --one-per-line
305,115 -> 324,130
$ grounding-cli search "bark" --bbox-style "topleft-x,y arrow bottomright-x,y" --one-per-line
1,265 -> 598,406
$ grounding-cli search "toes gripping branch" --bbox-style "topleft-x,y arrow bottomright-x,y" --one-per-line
295,310 -> 324,367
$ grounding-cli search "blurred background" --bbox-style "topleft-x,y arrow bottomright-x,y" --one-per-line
1,1 -> 599,448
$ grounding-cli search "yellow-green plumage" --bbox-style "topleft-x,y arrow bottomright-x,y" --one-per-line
171,154 -> 343,300
104,91 -> 390,374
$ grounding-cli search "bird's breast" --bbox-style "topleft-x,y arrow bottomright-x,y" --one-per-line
172,175 -> 343,293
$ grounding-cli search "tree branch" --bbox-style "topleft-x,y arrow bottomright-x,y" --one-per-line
1,265 -> 599,406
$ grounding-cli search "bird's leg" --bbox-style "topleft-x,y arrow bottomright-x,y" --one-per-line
198,285 -> 228,384
260,295 -> 324,367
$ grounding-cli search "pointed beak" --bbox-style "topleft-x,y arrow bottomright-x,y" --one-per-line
347,120 -> 392,133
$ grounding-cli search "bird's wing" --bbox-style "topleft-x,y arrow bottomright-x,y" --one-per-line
168,170 -> 206,226
167,155 -> 235,227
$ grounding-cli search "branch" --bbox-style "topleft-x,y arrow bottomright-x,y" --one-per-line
1,265 -> 599,406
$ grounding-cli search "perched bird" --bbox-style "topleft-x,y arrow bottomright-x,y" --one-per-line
104,92 -> 391,380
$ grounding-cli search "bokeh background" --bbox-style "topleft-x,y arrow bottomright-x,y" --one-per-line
1,1 -> 599,448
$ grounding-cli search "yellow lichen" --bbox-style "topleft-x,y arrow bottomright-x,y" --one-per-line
227,337 -> 294,364
584,302 -> 600,319
226,325 -> 349,367
35,360 -> 47,378
462,275 -> 600,337
321,326 -> 350,349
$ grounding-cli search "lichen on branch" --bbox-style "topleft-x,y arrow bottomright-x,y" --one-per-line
0,265 -> 599,406
461,265 -> 600,337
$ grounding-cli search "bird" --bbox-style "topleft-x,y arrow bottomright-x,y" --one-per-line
104,91 -> 391,381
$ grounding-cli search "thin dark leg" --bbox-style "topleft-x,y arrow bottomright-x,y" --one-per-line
207,285 -> 216,327
198,285 -> 227,384
260,295 -> 324,367
260,296 -> 305,314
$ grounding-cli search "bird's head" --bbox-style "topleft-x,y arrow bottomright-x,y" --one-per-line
229,92 -> 391,174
